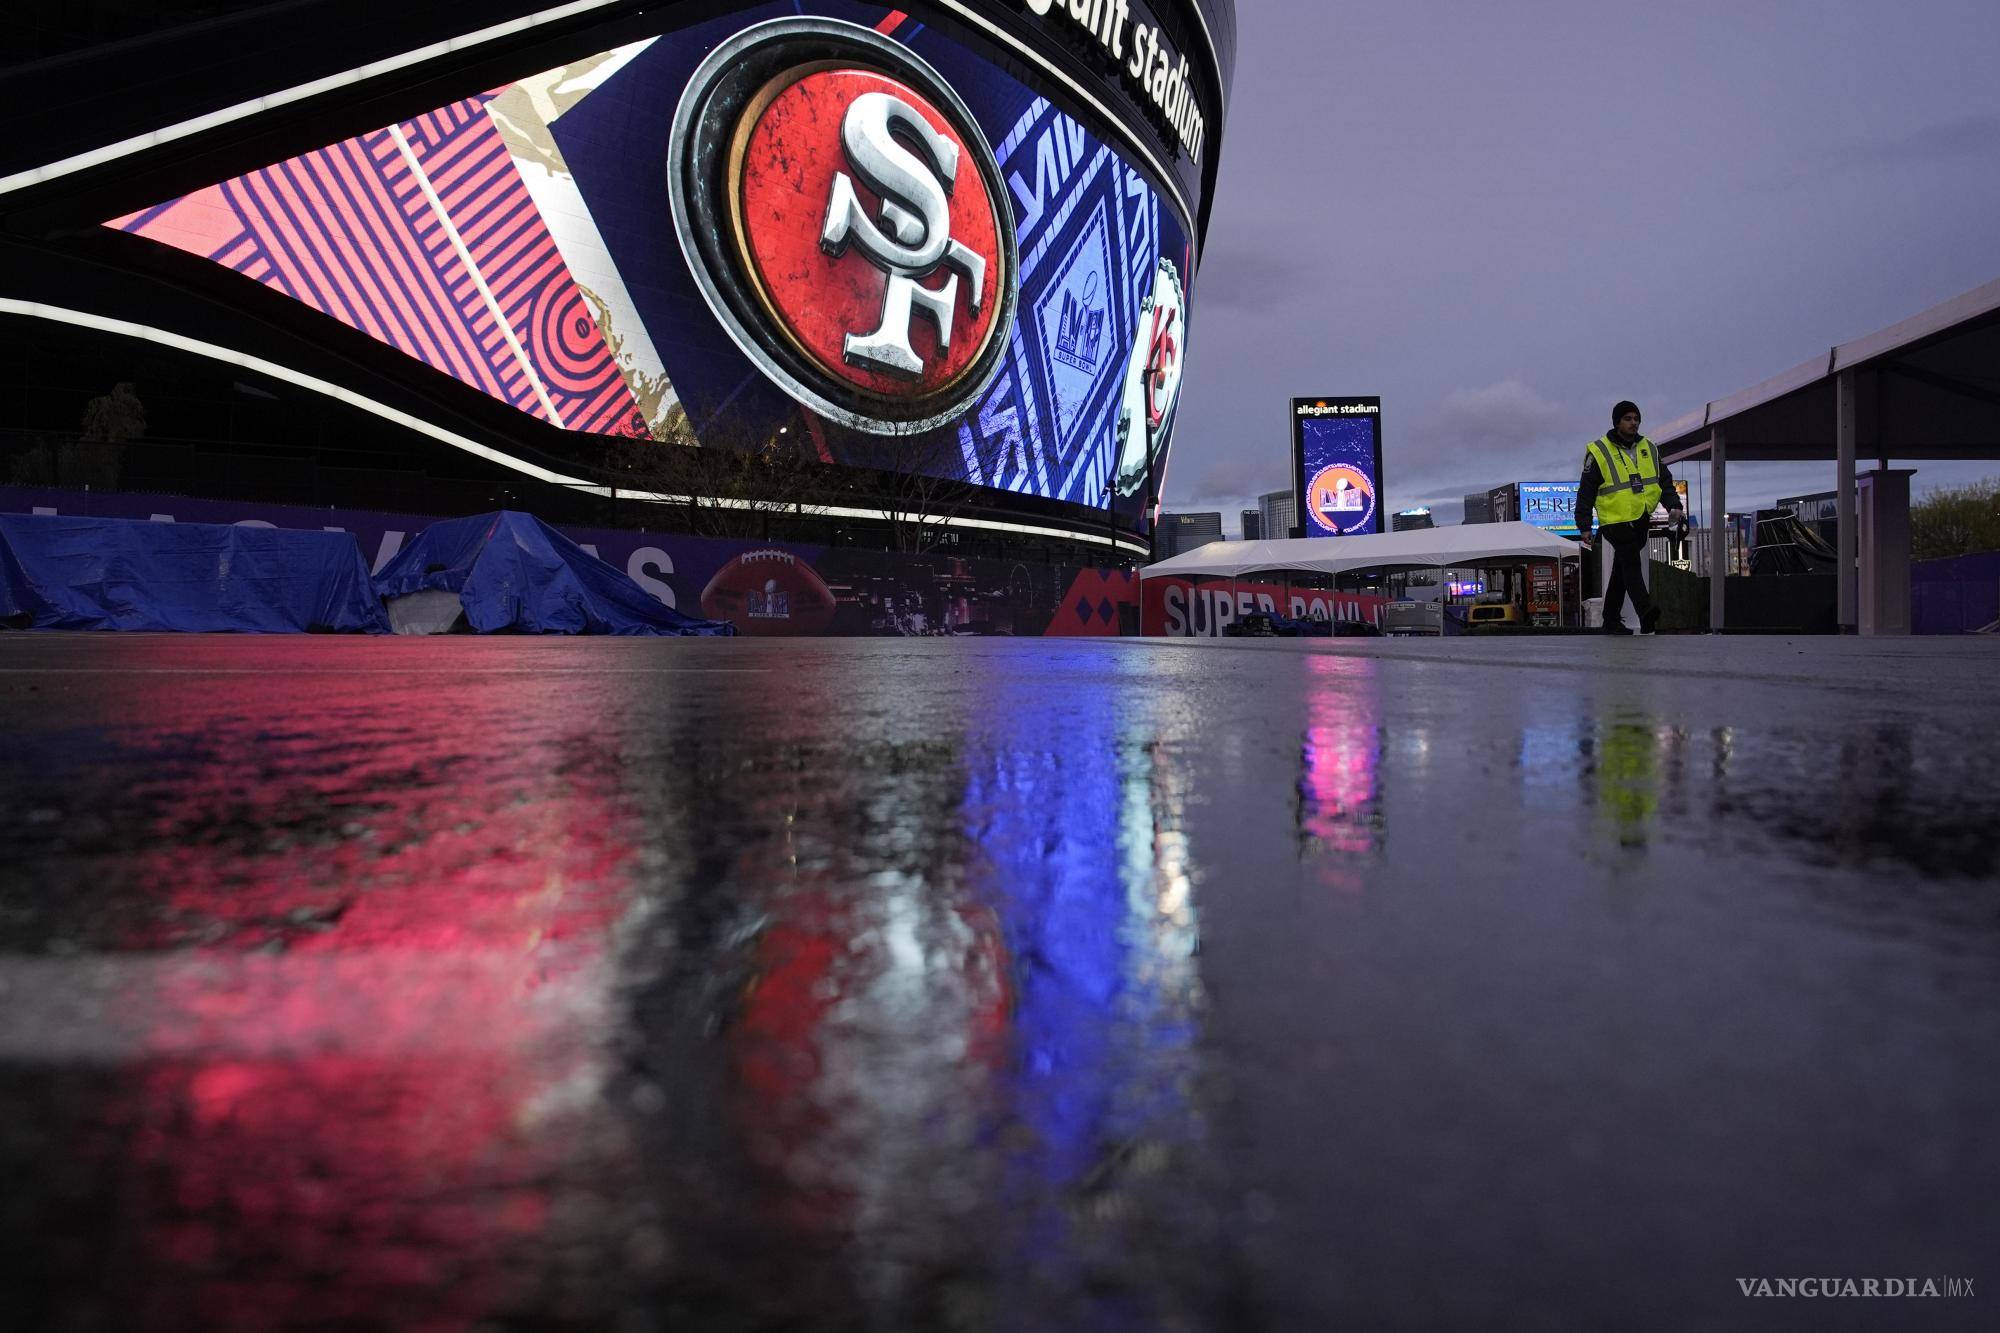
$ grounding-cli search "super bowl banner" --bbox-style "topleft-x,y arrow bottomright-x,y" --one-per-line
1142,577 -> 1387,637
103,4 -> 1193,532
1291,397 -> 1384,538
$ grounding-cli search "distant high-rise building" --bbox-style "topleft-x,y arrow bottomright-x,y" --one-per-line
1259,489 -> 1297,541
1159,511 -> 1224,558
1241,509 -> 1263,542
1392,507 -> 1434,532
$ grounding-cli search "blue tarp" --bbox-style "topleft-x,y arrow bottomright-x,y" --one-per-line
373,511 -> 734,636
0,512 -> 388,633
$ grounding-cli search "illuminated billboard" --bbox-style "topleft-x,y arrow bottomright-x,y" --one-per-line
1517,480 -> 1581,537
102,4 -> 1195,530
1291,397 -> 1383,538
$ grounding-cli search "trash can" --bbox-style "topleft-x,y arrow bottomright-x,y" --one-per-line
1583,597 -> 1604,629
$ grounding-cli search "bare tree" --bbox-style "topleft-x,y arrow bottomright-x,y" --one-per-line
594,402 -> 1020,551
843,424 -> 1013,554
601,411 -> 846,541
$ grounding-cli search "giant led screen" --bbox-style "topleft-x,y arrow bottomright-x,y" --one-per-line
1291,397 -> 1384,538
104,3 -> 1193,529
1516,480 -> 1581,537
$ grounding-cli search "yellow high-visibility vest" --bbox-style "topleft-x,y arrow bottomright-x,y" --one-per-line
1586,434 -> 1663,525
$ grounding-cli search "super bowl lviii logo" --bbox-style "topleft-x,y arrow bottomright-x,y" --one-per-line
1306,462 -> 1376,535
668,19 -> 1019,434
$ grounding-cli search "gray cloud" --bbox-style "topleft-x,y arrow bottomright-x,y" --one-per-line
1757,112 -> 2000,194
1397,379 -> 1576,497
1183,460 -> 1260,503
1837,113 -> 2000,171
1188,241 -> 1313,315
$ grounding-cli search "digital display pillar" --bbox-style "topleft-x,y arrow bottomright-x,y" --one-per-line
1290,397 -> 1383,538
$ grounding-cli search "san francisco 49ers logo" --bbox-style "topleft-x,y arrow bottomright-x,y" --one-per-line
668,19 -> 1018,434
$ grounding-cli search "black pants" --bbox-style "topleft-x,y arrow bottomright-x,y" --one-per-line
1600,520 -> 1654,624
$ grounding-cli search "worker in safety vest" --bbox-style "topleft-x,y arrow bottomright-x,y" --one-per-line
1574,401 -> 1686,635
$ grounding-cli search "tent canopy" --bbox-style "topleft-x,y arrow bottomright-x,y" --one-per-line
1652,275 -> 2000,464
1142,521 -> 1579,579
1643,271 -> 2000,633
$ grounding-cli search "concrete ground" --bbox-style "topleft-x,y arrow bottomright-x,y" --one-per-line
0,632 -> 1994,1331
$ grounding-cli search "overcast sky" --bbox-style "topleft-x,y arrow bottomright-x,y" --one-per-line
1170,0 -> 2000,531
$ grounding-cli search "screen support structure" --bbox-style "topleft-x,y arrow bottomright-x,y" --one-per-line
1836,371 -> 1858,633
1708,427 -> 1727,633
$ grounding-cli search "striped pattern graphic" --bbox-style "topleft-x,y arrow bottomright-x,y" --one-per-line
956,96 -> 1167,512
108,94 -> 646,439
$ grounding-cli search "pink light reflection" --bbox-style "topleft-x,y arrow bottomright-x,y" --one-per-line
1299,655 -> 1384,866
94,648 -> 643,1332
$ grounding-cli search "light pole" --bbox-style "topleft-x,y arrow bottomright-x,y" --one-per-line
1104,482 -> 1116,566
1143,463 -> 1156,566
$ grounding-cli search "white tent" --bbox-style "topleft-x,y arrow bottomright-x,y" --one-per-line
1142,521 -> 1581,579
1141,520 -> 1586,631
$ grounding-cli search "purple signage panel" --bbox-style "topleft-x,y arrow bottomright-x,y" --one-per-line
1290,397 -> 1383,537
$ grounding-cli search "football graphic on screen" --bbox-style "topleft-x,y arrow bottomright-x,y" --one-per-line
700,549 -> 837,636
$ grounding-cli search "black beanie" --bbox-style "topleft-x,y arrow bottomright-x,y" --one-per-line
1612,400 -> 1641,425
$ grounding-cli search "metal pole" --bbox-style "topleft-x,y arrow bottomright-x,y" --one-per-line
1836,370 -> 1858,633
1708,427 -> 1727,634
1144,443 -> 1158,566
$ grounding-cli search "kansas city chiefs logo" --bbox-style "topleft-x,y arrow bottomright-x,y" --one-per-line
1114,257 -> 1185,497
668,19 -> 1018,434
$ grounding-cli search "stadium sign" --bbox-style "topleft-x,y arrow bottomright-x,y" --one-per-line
1019,0 -> 1209,163
1291,396 -> 1385,537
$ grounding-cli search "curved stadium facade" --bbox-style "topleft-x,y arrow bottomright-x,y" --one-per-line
0,0 -> 1234,561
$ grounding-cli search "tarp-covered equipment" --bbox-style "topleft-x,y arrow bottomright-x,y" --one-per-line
0,512 -> 388,633
372,510 -> 733,636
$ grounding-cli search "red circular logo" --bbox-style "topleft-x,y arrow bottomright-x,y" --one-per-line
669,19 -> 1018,434
732,69 -> 1004,399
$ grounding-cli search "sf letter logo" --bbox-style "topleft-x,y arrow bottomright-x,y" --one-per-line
669,19 -> 1018,434
820,92 -> 987,377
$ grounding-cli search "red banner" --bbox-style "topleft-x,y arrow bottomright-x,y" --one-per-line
1142,577 -> 1388,637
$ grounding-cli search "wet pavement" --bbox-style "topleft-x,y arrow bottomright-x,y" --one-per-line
0,631 -> 1994,1331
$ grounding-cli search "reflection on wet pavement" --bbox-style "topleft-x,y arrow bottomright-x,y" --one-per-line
1298,654 -> 1383,867
1,634 -> 1995,1330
